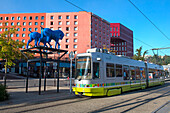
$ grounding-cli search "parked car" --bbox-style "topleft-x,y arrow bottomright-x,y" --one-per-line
1,68 -> 9,73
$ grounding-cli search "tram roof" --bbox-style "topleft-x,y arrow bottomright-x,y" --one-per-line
77,51 -> 163,70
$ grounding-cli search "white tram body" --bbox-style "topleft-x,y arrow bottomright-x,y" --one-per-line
73,48 -> 165,96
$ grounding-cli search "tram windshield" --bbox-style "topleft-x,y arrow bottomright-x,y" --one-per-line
76,56 -> 92,80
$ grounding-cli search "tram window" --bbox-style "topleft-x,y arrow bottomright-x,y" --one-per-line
136,67 -> 140,80
155,70 -> 159,78
106,63 -> 115,77
116,64 -> 122,77
76,57 -> 92,80
140,67 -> 146,79
123,65 -> 130,80
93,62 -> 100,78
149,69 -> 156,79
130,66 -> 136,80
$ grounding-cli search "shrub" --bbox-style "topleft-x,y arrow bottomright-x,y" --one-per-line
0,84 -> 9,101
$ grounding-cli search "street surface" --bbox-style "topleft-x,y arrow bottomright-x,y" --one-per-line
0,77 -> 169,113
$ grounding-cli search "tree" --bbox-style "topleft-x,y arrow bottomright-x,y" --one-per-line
132,46 -> 148,61
0,22 -> 25,86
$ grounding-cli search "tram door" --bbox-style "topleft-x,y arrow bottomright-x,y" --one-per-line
130,66 -> 141,88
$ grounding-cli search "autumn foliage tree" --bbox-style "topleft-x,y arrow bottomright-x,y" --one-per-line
0,22 -> 25,68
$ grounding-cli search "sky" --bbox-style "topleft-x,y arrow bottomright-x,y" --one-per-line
0,0 -> 170,56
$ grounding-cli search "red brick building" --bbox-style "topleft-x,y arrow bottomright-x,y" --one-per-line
0,11 -> 110,59
110,23 -> 133,57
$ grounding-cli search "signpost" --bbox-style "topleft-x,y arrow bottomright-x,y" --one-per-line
69,51 -> 74,94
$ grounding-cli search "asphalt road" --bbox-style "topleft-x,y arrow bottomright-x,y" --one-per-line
0,80 -> 169,113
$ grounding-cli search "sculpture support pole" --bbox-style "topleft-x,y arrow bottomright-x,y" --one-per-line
39,48 -> 42,95
26,61 -> 29,93
44,54 -> 48,91
57,58 -> 60,93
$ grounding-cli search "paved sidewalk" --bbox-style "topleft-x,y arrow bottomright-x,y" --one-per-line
0,85 -> 75,106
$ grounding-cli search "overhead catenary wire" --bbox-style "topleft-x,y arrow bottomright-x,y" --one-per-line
128,0 -> 170,41
64,0 -> 167,55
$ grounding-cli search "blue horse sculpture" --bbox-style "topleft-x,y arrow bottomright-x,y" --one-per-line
26,31 -> 52,49
38,26 -> 64,49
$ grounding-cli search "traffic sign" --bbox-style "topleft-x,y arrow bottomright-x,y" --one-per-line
69,51 -> 74,59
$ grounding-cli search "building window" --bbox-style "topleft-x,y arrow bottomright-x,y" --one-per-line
116,27 -> 118,31
50,21 -> 53,25
35,28 -> 38,31
23,22 -> 26,26
58,16 -> 62,19
122,47 -> 124,51
11,17 -> 14,20
29,28 -> 32,31
41,16 -> 44,20
0,17 -> 3,20
23,28 -> 26,31
110,27 -> 112,31
17,28 -> 20,31
16,39 -> 19,42
113,33 -> 115,37
5,23 -> 8,26
65,45 -> 69,48
29,22 -> 32,25
125,42 -> 126,45
74,33 -> 78,36
10,34 -> 13,37
74,27 -> 78,31
23,16 -> 26,20
51,16 -> 54,19
22,39 -> 25,43
29,16 -> 32,20
5,17 -> 8,20
74,15 -> 78,19
16,34 -> 19,37
58,21 -> 62,25
22,34 -> 25,37
0,23 -> 2,26
50,27 -> 54,30
22,46 -> 25,49
58,27 -> 62,30
0,28 -> 2,31
125,47 -> 126,51
35,22 -> 38,25
66,27 -> 69,31
74,45 -> 77,48
110,33 -> 112,37
74,51 -> 77,54
116,33 -> 118,37
35,16 -> 38,20
11,22 -> 14,26
40,22 -> 44,25
66,33 -> 69,37
74,21 -> 78,25
5,28 -> 8,31
66,15 -> 69,19
66,21 -> 70,25
74,39 -> 77,42
17,16 -> 20,20
66,39 -> 69,43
